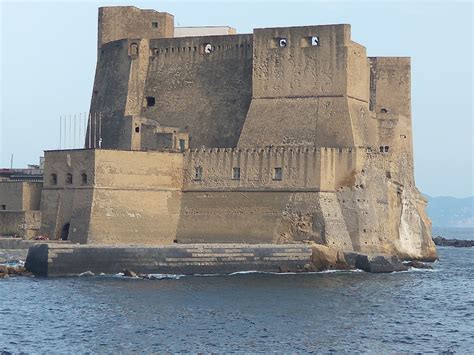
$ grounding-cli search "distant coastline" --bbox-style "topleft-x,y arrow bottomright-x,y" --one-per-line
432,226 -> 474,241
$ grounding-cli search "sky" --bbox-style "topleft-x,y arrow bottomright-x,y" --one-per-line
0,0 -> 473,197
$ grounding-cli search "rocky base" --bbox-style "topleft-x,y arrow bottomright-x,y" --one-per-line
303,243 -> 433,273
0,264 -> 33,278
433,236 -> 474,248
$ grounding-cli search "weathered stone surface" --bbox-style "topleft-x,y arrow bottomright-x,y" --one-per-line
355,254 -> 408,273
310,244 -> 351,271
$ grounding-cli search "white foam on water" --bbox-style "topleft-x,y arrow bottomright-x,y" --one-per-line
143,273 -> 184,280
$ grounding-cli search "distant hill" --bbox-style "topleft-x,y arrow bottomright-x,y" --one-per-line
425,195 -> 474,228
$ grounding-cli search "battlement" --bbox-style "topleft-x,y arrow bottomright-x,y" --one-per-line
183,146 -> 362,191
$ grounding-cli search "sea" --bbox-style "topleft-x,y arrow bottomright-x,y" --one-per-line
1,227 -> 473,353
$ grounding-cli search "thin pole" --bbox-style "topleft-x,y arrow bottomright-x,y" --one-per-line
68,114 -> 72,149
73,114 -> 77,148
88,113 -> 92,149
84,112 -> 87,148
59,115 -> 62,149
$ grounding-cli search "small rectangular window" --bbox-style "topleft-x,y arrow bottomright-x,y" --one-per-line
135,126 -> 140,133
273,167 -> 283,181
151,21 -> 159,28
1,205 -> 6,211
146,97 -> 155,107
179,139 -> 186,151
194,166 -> 203,181
232,167 -> 241,180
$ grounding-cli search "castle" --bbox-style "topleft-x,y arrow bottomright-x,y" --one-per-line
2,6 -> 437,261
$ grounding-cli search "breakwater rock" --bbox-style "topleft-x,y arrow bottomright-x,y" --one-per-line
0,264 -> 32,278
433,236 -> 474,248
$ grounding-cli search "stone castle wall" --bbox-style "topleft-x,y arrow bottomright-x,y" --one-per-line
32,6 -> 436,261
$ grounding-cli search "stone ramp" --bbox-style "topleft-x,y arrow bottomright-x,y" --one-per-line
25,243 -> 313,277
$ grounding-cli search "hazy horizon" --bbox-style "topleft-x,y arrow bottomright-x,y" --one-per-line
1,0 -> 473,198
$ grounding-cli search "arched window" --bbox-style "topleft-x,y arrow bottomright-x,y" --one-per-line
66,173 -> 73,185
81,173 -> 88,185
50,173 -> 57,185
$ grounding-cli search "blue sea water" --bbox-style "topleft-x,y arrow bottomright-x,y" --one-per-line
1,229 -> 473,353
433,226 -> 474,240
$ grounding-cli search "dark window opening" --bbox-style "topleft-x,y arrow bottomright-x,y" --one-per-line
381,108 -> 389,113
61,223 -> 70,241
384,146 -> 389,153
50,173 -> 57,185
179,139 -> 186,151
273,167 -> 283,181
194,166 -> 203,180
146,97 -> 155,107
135,126 -> 140,133
1,205 -> 6,211
151,21 -> 159,28
66,173 -> 73,185
232,167 -> 241,180
81,173 -> 88,185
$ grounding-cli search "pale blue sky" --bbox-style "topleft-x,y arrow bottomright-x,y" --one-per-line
1,0 -> 473,197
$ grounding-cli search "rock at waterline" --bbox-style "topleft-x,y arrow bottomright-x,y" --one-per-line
433,236 -> 474,248
355,254 -> 408,273
0,264 -> 33,278
403,261 -> 433,269
123,269 -> 138,278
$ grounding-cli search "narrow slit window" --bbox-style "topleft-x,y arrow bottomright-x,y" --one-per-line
232,167 -> 241,180
50,173 -> 57,185
66,173 -> 73,185
194,166 -> 203,180
273,167 -> 283,181
81,173 -> 88,185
